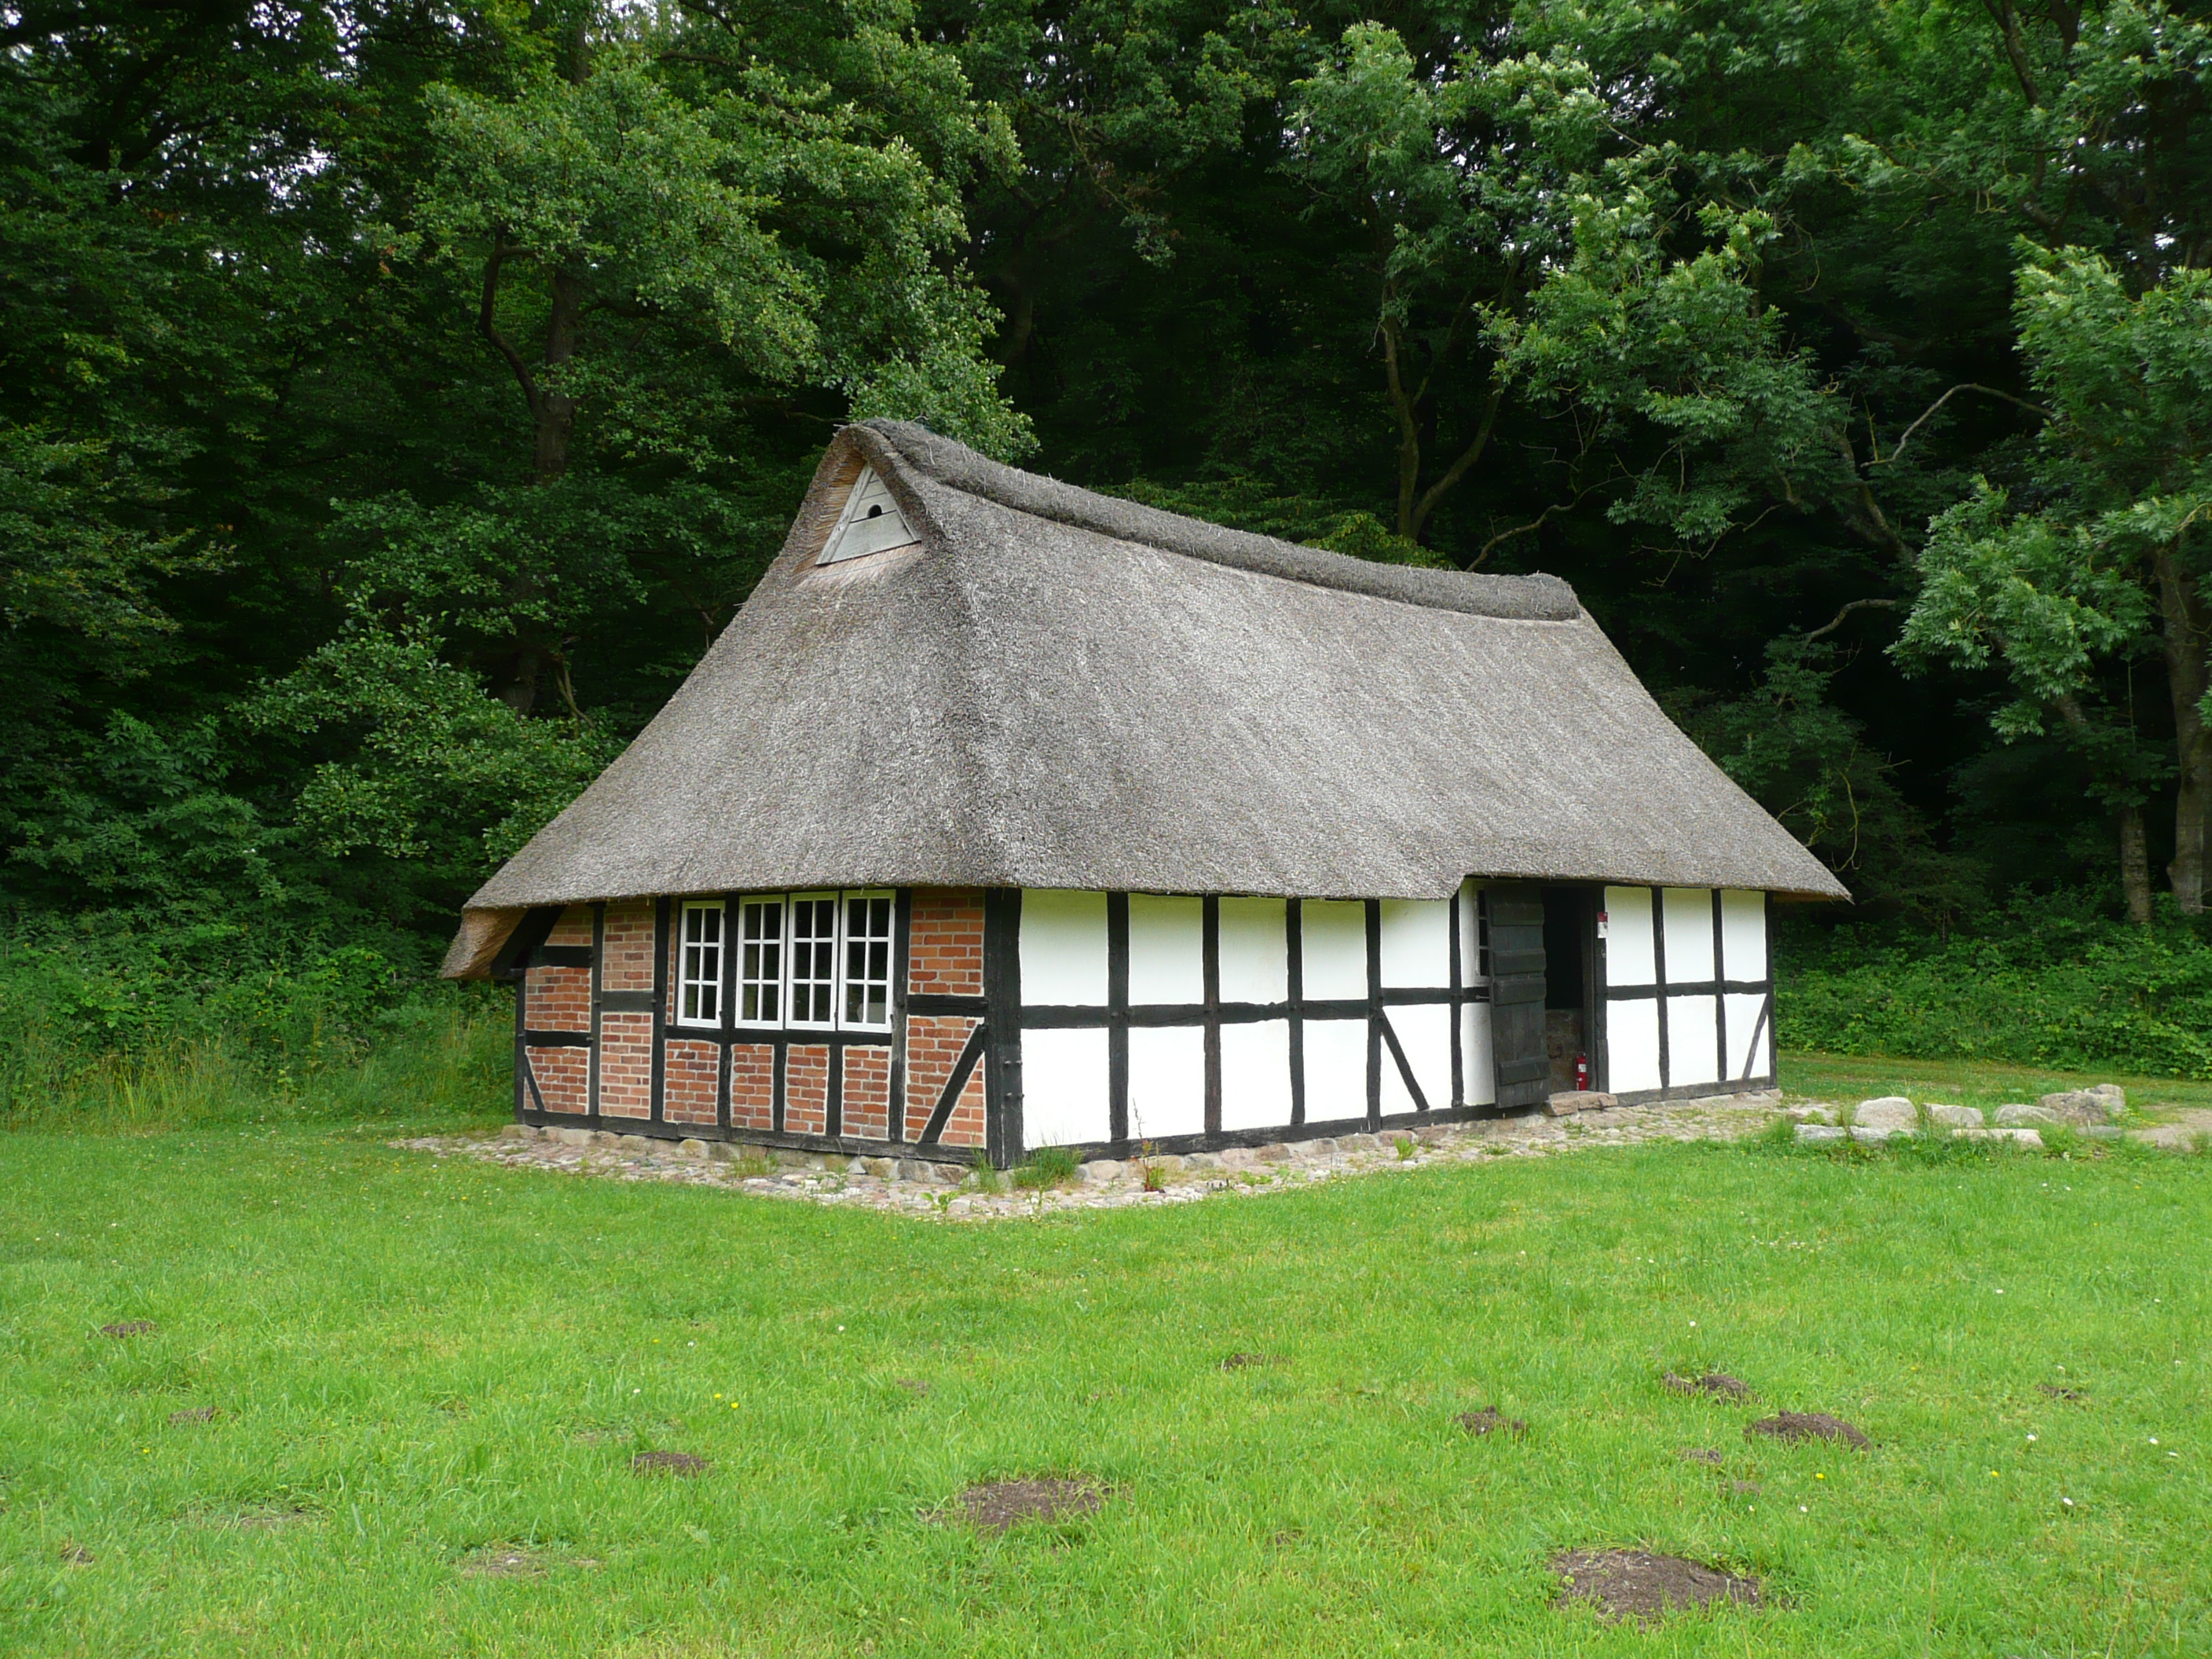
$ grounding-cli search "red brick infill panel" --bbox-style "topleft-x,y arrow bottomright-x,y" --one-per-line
663,1038 -> 719,1126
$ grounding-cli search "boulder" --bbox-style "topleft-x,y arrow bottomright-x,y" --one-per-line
1994,1103 -> 2059,1126
497,1122 -> 531,1142
1255,1143 -> 1294,1163
1926,1103 -> 1984,1130
1991,1126 -> 2045,1149
1852,1097 -> 1917,1132
1850,1126 -> 1906,1144
1787,1104 -> 1837,1126
1547,1090 -> 1618,1117
861,1156 -> 899,1179
676,1138 -> 711,1161
1184,1152 -> 1222,1170
2039,1090 -> 2123,1126
1077,1159 -> 1124,1185
1217,1146 -> 1258,1169
1795,1124 -> 1848,1144
554,1126 -> 593,1146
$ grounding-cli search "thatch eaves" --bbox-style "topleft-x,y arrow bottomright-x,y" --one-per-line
451,419 -> 1844,960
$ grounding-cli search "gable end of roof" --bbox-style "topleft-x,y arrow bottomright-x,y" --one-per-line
852,420 -> 1581,622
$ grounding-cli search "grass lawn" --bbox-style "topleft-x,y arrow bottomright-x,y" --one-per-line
1780,1050 -> 2212,1117
2,1068 -> 2207,1655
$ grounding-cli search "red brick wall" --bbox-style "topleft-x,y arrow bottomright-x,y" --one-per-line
786,1043 -> 830,1135
665,1038 -> 718,1126
730,1042 -> 775,1131
908,888 -> 983,996
599,1010 -> 651,1119
905,1013 -> 983,1146
602,899 -> 654,993
530,1043 -> 590,1115
843,1046 -> 890,1139
523,905 -> 594,1035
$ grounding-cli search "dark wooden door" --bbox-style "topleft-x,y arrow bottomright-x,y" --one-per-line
1487,885 -> 1549,1110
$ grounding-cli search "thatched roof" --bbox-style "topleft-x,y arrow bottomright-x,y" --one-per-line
448,420 -> 1842,969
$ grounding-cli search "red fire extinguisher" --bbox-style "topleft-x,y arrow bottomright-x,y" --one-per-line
1575,1053 -> 1591,1090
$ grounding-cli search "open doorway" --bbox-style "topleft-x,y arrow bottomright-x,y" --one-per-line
1541,887 -> 1593,1097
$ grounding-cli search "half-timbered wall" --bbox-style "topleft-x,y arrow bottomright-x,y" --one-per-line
1597,886 -> 1773,1098
1014,884 -> 1494,1155
511,887 -> 990,1157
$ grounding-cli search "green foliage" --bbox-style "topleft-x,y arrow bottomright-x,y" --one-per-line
1779,896 -> 2212,1076
1012,1144 -> 1082,1188
0,916 -> 507,1132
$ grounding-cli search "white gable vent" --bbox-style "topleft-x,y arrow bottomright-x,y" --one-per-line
819,467 -> 919,564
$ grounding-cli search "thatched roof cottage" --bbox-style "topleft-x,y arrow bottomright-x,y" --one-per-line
445,420 -> 1844,1164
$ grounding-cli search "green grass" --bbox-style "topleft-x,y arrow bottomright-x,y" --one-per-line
1780,1049 -> 2212,1116
0,1002 -> 511,1136
2,1099 -> 2206,1655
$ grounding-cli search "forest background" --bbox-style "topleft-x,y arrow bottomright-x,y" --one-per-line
5,0 -> 2212,1120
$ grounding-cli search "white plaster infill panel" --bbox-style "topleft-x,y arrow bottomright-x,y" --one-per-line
1379,899 -> 1450,988
1602,886 -> 1655,987
1022,1027 -> 1111,1147
1724,992 -> 1771,1079
1661,888 -> 1716,983
1666,994 -> 1719,1089
1385,1003 -> 1452,1111
1127,1024 -> 1205,1139
1020,889 -> 1108,1006
1129,895 -> 1203,1005
1218,898 -> 1289,1002
1720,889 -> 1767,982
1220,1020 -> 1292,1130
1302,1019 -> 1368,1122
1607,998 -> 1661,1094
1301,900 -> 1367,1001
1460,1001 -> 1496,1104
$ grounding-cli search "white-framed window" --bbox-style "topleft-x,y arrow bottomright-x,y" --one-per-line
722,890 -> 897,1031
738,896 -> 786,1025
842,891 -> 895,1027
787,893 -> 839,1027
677,902 -> 723,1026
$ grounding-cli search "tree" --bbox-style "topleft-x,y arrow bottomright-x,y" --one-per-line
1899,249 -> 2212,919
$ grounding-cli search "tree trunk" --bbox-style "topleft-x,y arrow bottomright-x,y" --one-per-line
532,267 -> 582,485
2154,541 -> 2211,910
2120,804 -> 2152,925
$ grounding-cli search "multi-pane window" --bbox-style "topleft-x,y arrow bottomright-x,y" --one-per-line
787,895 -> 838,1027
843,893 -> 894,1027
678,903 -> 723,1025
738,898 -> 785,1024
703,891 -> 892,1031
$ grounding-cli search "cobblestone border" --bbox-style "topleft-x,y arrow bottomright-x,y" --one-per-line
393,1093 -> 1784,1221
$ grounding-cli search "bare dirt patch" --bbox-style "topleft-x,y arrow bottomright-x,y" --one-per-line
1746,1412 -> 1869,1449
168,1407 -> 218,1426
100,1320 -> 156,1339
894,1378 -> 932,1396
1457,1407 -> 1528,1438
1552,1548 -> 1762,1624
1219,1352 -> 1279,1372
2038,1383 -> 2085,1402
60,1543 -> 93,1566
1675,1447 -> 1723,1465
631,1451 -> 709,1478
945,1478 -> 1106,1534
1665,1371 -> 1753,1401
460,1547 -> 549,1580
219,1506 -> 318,1531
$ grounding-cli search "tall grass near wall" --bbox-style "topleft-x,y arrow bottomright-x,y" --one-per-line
1779,892 -> 2212,1079
0,919 -> 512,1133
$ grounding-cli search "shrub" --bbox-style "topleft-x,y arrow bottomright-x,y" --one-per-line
1778,892 -> 2212,1078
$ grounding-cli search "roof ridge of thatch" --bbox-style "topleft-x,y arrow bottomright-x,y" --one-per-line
855,419 -> 1581,623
